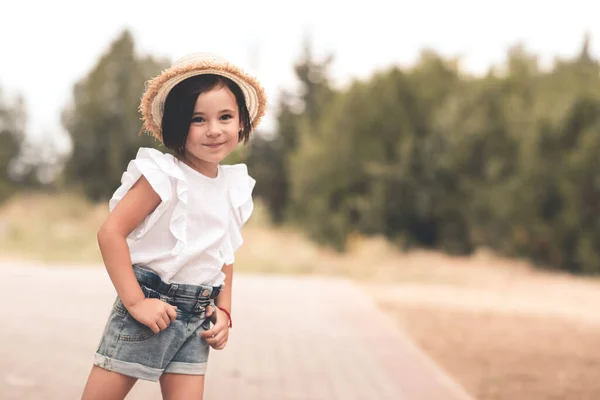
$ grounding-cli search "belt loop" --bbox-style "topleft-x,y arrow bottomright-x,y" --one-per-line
167,283 -> 179,297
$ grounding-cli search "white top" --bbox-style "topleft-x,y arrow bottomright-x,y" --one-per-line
108,147 -> 255,286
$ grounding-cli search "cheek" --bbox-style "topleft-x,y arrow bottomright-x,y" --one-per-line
186,127 -> 202,143
223,126 -> 239,141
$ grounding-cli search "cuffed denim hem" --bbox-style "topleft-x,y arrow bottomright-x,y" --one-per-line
94,353 -> 163,382
164,361 -> 208,375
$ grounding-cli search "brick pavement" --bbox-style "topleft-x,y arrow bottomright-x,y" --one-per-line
0,263 -> 474,399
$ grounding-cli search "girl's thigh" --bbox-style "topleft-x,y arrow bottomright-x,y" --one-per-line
159,373 -> 205,400
81,365 -> 137,400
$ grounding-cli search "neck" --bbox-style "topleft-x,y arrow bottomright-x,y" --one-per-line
181,153 -> 218,178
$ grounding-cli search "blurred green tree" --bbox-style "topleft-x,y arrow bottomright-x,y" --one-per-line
247,39 -> 335,224
269,35 -> 600,274
62,29 -> 169,201
0,86 -> 26,202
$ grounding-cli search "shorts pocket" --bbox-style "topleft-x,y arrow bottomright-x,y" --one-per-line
118,312 -> 156,342
112,297 -> 128,317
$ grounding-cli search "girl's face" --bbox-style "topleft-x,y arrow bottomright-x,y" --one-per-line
183,85 -> 241,176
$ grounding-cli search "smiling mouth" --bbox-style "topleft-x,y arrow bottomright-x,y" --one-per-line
204,143 -> 224,148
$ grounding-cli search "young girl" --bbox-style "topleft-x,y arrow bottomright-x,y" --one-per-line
80,53 -> 267,400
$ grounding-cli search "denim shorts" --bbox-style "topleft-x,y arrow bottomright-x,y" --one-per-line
93,265 -> 222,381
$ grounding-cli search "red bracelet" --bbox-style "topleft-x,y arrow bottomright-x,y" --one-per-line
219,307 -> 232,328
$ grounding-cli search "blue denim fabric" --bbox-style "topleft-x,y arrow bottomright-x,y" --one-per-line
93,265 -> 222,381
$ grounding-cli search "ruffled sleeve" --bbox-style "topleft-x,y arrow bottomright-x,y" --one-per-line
220,164 -> 256,265
108,147 -> 188,253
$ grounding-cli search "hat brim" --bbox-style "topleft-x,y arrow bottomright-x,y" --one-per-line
140,60 -> 267,143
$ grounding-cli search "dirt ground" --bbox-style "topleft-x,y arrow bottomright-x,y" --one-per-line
364,251 -> 600,400
381,303 -> 600,400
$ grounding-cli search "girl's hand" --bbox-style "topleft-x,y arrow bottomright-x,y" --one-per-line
127,298 -> 177,334
200,306 -> 230,350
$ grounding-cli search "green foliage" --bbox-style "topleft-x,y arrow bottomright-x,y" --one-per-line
61,29 -> 169,201
245,134 -> 288,223
248,37 -> 600,274
0,87 -> 26,202
246,41 -> 335,225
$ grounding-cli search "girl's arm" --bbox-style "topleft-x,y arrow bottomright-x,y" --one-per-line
215,263 -> 233,319
97,175 -> 176,334
201,263 -> 233,350
97,175 -> 161,308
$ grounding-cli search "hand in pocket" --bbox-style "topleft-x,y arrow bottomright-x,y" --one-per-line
127,298 -> 177,334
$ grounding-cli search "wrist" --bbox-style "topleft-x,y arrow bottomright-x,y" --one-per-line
122,292 -> 145,309
218,307 -> 232,328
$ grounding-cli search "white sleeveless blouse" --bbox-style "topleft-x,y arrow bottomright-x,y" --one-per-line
108,147 -> 255,286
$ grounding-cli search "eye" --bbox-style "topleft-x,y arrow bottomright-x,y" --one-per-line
220,114 -> 233,121
191,116 -> 205,123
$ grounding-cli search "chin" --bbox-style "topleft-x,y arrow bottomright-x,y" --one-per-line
209,153 -> 229,164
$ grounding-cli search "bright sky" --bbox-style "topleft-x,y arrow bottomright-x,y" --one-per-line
1,0 -> 599,151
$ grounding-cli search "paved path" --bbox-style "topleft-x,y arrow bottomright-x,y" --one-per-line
0,263 -> 474,399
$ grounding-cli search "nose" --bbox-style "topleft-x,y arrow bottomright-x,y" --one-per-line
206,120 -> 222,137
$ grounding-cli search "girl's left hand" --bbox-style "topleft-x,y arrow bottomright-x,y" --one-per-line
200,306 -> 230,350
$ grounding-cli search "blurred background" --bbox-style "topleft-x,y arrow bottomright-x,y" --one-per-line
2,1 -> 600,399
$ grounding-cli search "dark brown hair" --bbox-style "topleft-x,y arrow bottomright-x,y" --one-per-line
161,74 -> 252,156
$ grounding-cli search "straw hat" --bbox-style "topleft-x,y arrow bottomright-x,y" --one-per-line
139,52 -> 267,143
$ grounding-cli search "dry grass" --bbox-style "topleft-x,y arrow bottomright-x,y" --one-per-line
2,193 -> 600,399
0,192 -> 107,264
